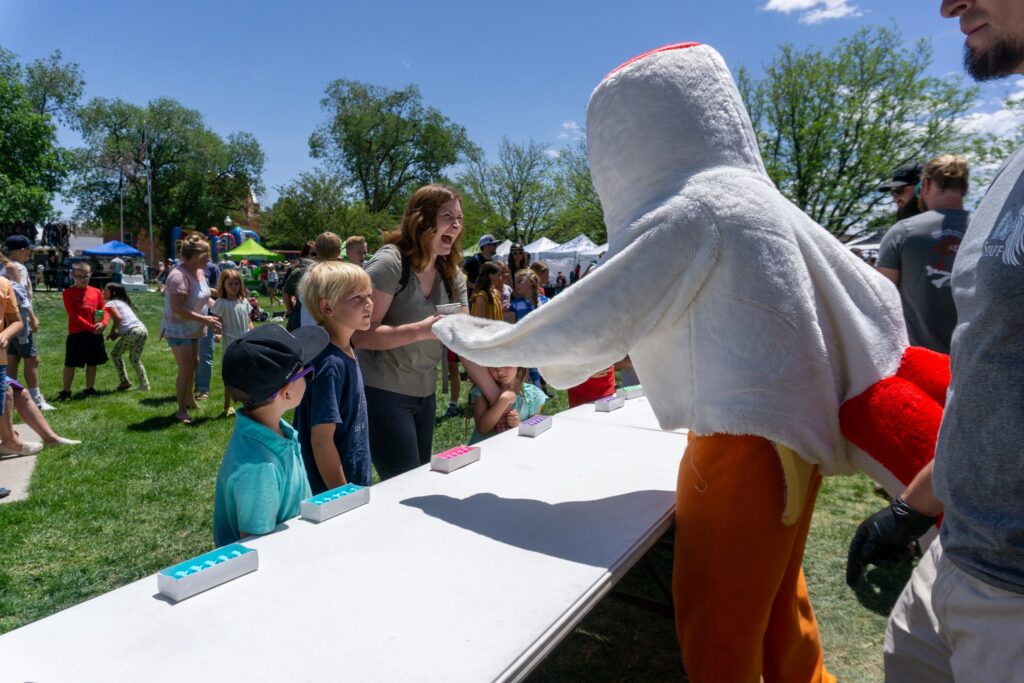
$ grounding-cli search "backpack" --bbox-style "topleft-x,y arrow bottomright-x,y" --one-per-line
395,248 -> 453,300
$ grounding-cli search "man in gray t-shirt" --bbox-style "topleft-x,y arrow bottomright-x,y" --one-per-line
876,155 -> 969,354
846,5 -> 1024,679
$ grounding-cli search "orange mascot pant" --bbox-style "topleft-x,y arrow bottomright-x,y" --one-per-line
673,433 -> 836,683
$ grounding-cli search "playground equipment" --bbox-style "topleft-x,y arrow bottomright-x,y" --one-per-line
170,216 -> 261,261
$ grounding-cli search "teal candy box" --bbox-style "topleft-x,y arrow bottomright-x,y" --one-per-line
158,543 -> 259,602
300,483 -> 370,523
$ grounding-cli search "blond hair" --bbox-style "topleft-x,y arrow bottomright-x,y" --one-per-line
216,268 -> 247,300
924,155 -> 969,195
299,260 -> 372,325
179,233 -> 211,261
515,268 -> 541,307
315,231 -> 343,260
345,235 -> 367,250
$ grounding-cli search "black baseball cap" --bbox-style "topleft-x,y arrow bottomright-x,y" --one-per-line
876,163 -> 923,192
4,234 -> 31,251
222,324 -> 329,403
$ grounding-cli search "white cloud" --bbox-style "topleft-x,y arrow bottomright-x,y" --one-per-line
762,0 -> 862,24
544,148 -> 561,159
557,120 -> 583,141
960,78 -> 1024,137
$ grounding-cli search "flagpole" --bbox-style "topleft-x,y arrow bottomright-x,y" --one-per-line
118,164 -> 125,243
143,129 -> 154,269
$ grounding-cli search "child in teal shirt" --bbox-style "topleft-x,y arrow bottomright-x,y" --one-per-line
213,324 -> 329,547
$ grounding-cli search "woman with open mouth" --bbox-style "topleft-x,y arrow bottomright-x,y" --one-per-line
352,184 -> 472,480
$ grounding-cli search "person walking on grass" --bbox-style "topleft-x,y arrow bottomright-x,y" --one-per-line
3,235 -> 54,411
58,262 -> 108,400
211,269 -> 254,417
193,251 -> 222,402
161,235 -> 221,425
103,283 -> 150,392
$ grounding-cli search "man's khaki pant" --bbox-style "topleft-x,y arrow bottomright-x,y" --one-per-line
885,537 -> 1024,682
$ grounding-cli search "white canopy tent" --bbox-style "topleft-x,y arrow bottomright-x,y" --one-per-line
535,234 -> 600,285
524,236 -> 559,256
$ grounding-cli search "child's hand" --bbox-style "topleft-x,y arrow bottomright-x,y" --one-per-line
92,322 -> 105,334
214,334 -> 222,344
504,409 -> 521,429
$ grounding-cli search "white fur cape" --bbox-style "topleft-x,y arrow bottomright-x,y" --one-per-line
434,43 -> 907,475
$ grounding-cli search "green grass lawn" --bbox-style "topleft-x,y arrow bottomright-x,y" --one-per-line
0,289 -> 910,681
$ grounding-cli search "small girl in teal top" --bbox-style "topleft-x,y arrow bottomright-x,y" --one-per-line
468,366 -> 547,444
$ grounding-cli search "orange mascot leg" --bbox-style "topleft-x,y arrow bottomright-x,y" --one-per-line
673,433 -> 836,683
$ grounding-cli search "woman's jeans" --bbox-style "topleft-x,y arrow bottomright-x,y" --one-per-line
365,385 -> 436,481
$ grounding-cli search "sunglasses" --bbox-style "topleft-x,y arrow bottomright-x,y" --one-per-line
265,365 -> 313,401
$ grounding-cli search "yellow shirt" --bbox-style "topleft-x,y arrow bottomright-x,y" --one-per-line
471,289 -> 503,321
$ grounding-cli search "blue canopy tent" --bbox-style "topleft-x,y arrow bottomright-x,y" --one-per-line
82,240 -> 144,257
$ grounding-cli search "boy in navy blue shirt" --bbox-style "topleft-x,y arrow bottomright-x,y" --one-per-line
294,261 -> 373,491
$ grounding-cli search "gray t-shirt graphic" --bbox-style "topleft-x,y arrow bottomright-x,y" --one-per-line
877,209 -> 967,353
933,144 -> 1024,594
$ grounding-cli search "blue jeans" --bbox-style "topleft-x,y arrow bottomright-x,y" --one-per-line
193,324 -> 215,393
364,385 -> 436,481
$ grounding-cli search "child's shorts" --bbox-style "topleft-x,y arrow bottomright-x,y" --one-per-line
11,332 -> 38,358
65,331 -> 108,368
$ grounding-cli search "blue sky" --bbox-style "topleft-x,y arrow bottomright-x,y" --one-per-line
2,0 -> 1021,217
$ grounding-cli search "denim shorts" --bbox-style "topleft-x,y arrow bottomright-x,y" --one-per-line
165,337 -> 198,348
10,333 -> 37,358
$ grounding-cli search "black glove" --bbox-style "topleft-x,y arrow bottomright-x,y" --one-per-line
846,496 -> 937,588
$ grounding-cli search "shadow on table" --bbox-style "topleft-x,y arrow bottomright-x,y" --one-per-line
401,490 -> 674,567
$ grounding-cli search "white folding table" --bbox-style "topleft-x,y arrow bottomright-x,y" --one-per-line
0,402 -> 686,682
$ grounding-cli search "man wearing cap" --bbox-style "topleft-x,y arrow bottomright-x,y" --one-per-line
463,234 -> 498,297
847,1 -> 1024,679
212,324 -> 329,546
875,155 -> 969,354
878,163 -> 925,222
4,235 -> 53,411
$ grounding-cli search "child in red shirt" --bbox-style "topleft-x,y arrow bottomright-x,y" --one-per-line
58,263 -> 109,399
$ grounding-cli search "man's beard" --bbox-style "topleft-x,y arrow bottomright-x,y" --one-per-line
897,197 -> 922,221
965,39 -> 1024,81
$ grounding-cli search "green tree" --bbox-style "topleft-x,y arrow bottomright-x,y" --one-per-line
0,46 -> 85,127
309,80 -> 477,214
459,138 -> 559,245
69,97 -> 264,243
737,26 -> 977,236
550,138 -> 606,244
0,79 -> 67,223
262,169 -> 350,248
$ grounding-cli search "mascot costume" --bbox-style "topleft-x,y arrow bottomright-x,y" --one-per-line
434,43 -> 947,682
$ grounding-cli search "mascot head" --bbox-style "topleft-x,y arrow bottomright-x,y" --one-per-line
587,43 -> 768,244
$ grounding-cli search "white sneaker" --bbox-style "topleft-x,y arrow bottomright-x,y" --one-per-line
35,397 -> 56,411
45,437 -> 82,448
